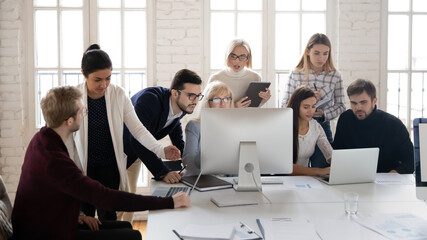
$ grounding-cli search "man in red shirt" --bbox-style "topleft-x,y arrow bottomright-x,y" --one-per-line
11,86 -> 190,240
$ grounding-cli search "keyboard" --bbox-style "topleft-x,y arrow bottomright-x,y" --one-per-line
166,187 -> 189,197
152,186 -> 190,197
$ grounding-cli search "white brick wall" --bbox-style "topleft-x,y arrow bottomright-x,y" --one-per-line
0,0 -> 385,204
155,0 -> 203,85
0,0 -> 25,203
338,0 -> 382,106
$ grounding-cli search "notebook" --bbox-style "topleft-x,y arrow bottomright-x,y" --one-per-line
315,148 -> 379,185
152,186 -> 190,197
180,174 -> 233,192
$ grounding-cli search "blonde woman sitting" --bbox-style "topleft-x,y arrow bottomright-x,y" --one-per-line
182,81 -> 233,176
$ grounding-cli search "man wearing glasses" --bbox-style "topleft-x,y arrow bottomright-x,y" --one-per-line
122,69 -> 202,220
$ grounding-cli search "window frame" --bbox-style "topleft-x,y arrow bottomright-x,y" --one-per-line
380,0 -> 427,131
203,0 -> 337,108
25,0 -> 153,193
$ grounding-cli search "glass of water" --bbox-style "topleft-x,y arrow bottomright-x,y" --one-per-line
344,192 -> 359,215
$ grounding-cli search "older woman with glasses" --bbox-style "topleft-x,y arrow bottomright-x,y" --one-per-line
208,38 -> 271,108
182,81 -> 233,176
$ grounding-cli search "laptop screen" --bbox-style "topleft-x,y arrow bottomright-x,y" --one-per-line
413,118 -> 427,187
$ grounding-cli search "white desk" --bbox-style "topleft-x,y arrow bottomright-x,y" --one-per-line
146,175 -> 427,240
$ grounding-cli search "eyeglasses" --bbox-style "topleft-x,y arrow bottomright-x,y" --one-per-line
209,97 -> 232,104
178,90 -> 204,101
229,53 -> 248,61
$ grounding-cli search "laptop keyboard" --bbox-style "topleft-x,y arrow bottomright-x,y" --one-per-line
166,187 -> 189,197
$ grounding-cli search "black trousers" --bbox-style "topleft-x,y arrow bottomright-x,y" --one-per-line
81,163 -> 120,221
77,221 -> 141,240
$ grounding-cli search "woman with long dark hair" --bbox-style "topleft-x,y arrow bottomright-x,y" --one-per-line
287,86 -> 332,176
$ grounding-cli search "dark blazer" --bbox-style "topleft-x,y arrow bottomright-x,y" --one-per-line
124,87 -> 186,179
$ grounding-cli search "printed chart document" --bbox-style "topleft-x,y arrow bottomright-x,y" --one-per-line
282,176 -> 325,189
180,175 -> 233,192
176,222 -> 262,240
354,213 -> 427,240
256,218 -> 322,240
375,173 -> 414,185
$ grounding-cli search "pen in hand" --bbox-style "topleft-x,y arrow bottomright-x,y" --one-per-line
178,164 -> 187,174
314,83 -> 317,91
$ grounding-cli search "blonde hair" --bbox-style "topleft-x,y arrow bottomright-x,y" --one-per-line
296,33 -> 336,80
224,38 -> 253,68
40,86 -> 82,128
194,81 -> 234,121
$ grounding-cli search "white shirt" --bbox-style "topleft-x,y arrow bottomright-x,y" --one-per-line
163,98 -> 182,129
296,119 -> 333,167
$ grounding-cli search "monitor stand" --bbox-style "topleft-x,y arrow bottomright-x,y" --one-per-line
234,141 -> 262,192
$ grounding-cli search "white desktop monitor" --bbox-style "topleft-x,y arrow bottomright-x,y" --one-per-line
200,108 -> 293,191
414,118 -> 427,200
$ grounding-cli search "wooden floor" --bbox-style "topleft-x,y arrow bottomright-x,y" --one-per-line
132,220 -> 147,239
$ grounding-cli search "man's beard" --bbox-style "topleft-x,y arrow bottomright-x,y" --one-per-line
177,100 -> 196,114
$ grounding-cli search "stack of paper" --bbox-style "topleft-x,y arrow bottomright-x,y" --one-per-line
176,222 -> 262,240
354,213 -> 427,240
375,173 -> 414,185
256,218 -> 322,240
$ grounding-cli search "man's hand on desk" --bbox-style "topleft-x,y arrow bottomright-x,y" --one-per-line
172,192 -> 190,208
162,171 -> 183,184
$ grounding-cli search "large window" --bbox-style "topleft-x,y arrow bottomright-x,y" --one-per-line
30,0 -> 149,188
32,0 -> 148,128
385,0 -> 427,130
206,0 -> 332,107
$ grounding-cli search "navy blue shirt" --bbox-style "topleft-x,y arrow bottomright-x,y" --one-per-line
123,87 -> 186,179
87,96 -> 116,167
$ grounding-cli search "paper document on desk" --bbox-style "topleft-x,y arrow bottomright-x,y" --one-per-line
256,218 -> 322,240
375,173 -> 414,185
354,213 -> 427,240
177,222 -> 262,240
283,176 -> 325,189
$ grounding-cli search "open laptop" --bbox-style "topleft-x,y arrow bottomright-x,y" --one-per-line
315,148 -> 379,185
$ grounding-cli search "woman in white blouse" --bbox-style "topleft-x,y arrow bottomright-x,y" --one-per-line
287,86 -> 332,176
